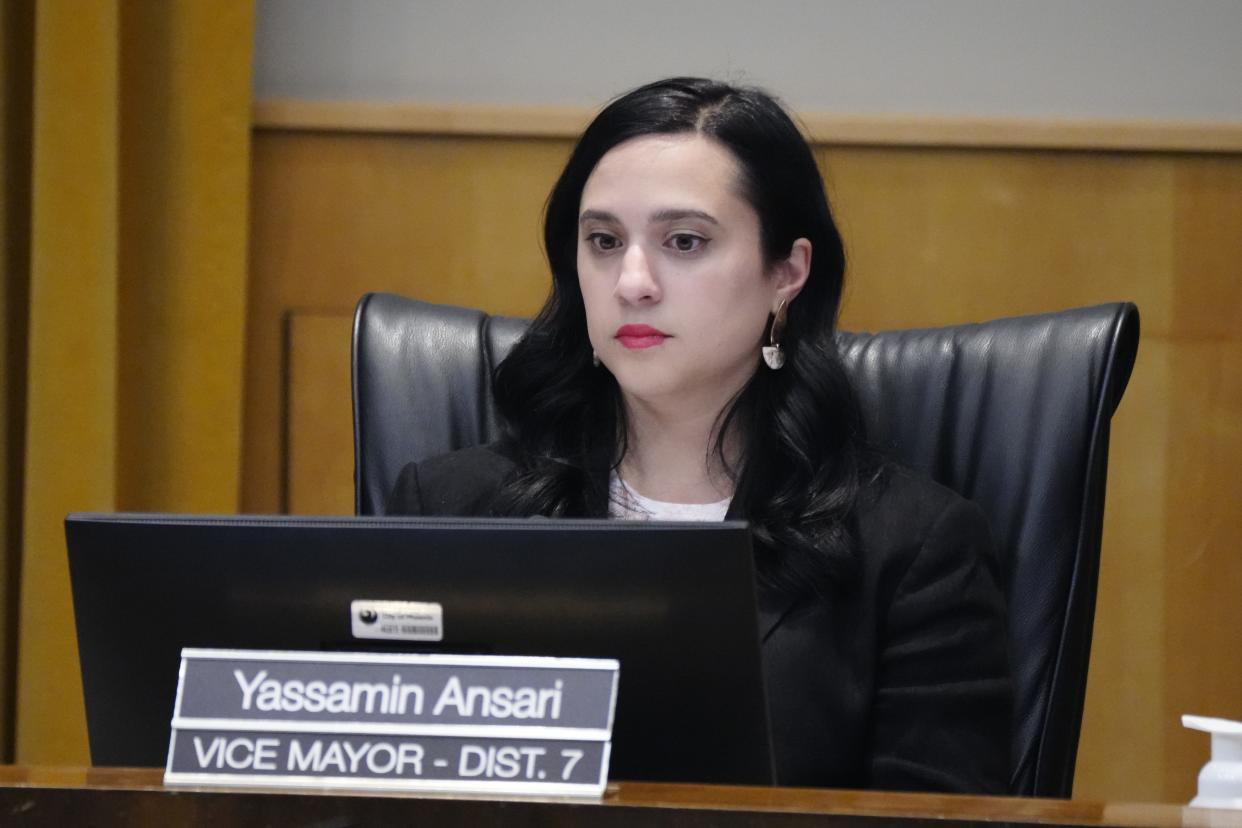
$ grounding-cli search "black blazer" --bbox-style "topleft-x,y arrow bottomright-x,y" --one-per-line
387,444 -> 1011,794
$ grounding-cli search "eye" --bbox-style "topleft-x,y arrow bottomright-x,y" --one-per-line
586,231 -> 622,253
667,233 -> 707,254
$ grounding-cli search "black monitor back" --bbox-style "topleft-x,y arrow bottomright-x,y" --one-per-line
66,514 -> 773,785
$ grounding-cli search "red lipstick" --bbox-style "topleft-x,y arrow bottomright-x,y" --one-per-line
615,324 -> 669,350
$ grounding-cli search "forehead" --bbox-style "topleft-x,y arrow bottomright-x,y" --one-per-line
580,134 -> 746,215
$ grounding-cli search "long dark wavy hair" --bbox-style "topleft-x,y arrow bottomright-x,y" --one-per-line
492,77 -> 871,596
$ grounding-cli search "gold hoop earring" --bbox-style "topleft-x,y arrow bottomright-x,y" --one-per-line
762,300 -> 787,370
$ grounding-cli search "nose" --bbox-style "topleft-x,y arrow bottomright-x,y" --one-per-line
614,244 -> 661,305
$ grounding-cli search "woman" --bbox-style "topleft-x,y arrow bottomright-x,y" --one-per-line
388,77 -> 1010,793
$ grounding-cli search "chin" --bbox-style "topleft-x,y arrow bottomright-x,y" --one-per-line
607,365 -> 683,402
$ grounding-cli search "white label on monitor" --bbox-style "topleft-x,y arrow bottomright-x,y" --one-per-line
351,600 -> 443,642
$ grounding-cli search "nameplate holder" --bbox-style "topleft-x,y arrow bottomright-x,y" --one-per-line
164,648 -> 619,797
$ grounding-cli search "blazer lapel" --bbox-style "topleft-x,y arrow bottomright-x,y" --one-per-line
758,592 -> 800,642
725,500 -> 801,642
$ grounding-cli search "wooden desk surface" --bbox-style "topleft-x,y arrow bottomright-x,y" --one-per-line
0,766 -> 1237,827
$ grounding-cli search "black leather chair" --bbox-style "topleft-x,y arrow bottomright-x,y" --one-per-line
352,291 -> 1139,798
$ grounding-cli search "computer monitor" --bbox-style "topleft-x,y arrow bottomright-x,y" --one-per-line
66,514 -> 774,785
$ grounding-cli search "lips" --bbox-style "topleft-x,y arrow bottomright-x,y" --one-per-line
615,324 -> 669,350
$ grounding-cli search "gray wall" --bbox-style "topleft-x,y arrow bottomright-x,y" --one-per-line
254,0 -> 1242,121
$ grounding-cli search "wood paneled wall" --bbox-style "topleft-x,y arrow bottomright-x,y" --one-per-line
247,126 -> 1242,804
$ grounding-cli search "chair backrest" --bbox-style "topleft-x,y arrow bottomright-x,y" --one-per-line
352,291 -> 1139,797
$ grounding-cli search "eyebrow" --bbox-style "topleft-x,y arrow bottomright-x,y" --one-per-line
652,208 -> 719,225
578,208 -> 720,226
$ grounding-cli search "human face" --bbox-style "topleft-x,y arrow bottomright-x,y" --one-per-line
577,134 -> 801,410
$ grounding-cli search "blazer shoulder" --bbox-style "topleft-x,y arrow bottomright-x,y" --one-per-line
855,461 -> 1001,593
856,463 -> 986,546
385,443 -> 517,516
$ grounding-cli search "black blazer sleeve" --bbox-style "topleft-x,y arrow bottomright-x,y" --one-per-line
868,495 -> 1011,793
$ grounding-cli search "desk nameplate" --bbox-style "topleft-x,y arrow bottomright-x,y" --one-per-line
164,648 -> 618,797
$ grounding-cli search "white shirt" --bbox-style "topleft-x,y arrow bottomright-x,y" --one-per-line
608,471 -> 731,522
